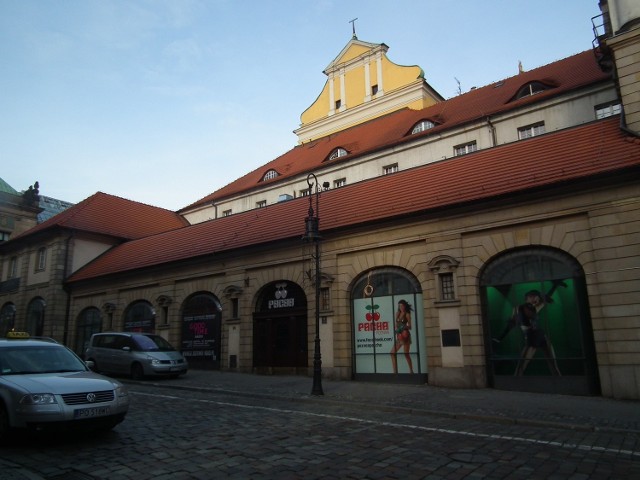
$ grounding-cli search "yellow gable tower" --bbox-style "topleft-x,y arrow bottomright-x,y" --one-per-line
295,33 -> 443,144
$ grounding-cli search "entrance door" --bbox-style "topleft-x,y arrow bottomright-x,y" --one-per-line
253,281 -> 307,370
253,315 -> 307,368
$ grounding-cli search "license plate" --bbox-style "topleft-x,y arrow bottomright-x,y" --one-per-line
74,406 -> 111,419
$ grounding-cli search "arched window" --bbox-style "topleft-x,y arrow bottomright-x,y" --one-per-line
0,303 -> 16,337
181,293 -> 223,369
411,120 -> 435,134
75,307 -> 102,357
351,267 -> 426,380
26,297 -> 46,337
123,301 -> 155,333
328,148 -> 348,160
514,81 -> 550,100
262,169 -> 279,181
480,247 -> 599,395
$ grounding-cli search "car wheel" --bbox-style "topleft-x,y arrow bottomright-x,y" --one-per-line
0,402 -> 11,444
131,363 -> 145,380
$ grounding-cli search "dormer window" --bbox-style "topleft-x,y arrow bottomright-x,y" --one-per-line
262,169 -> 279,182
328,148 -> 348,160
514,81 -> 550,100
411,120 -> 435,134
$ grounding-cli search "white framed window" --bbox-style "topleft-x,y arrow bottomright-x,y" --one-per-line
383,163 -> 398,175
36,247 -> 47,271
334,178 -> 346,188
262,170 -> 278,181
329,148 -> 348,160
454,141 -> 477,156
595,103 -> 621,119
0,231 -> 9,243
371,84 -> 378,95
256,200 -> 267,208
300,188 -> 311,197
518,122 -> 545,140
411,120 -> 435,134
222,209 -> 232,217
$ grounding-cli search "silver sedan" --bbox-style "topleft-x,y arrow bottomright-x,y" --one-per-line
0,336 -> 129,441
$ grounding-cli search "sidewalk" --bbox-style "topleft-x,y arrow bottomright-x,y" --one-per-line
135,369 -> 640,434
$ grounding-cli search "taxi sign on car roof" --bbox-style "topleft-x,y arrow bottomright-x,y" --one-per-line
6,331 -> 30,339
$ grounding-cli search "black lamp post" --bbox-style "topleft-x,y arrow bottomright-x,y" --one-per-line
304,173 -> 325,396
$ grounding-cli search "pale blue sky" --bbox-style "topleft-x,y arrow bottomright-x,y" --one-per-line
1,0 -> 601,211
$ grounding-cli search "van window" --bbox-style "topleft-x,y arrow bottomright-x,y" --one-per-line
133,335 -> 175,352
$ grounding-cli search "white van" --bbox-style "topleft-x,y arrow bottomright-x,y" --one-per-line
85,332 -> 188,380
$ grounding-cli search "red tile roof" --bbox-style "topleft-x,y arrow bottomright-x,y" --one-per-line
68,118 -> 640,283
180,50 -> 611,212
9,192 -> 189,242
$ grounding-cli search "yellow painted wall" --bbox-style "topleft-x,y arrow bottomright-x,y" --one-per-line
300,42 -> 428,126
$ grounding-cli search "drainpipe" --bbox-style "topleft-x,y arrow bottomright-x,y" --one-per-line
62,232 -> 74,345
486,116 -> 497,147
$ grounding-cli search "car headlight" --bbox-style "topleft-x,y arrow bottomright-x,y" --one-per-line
115,385 -> 129,398
149,357 -> 162,366
20,393 -> 57,405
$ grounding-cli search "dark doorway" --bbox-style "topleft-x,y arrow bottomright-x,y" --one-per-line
253,281 -> 307,370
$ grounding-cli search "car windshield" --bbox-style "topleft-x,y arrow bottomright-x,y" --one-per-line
0,345 -> 87,375
133,335 -> 175,352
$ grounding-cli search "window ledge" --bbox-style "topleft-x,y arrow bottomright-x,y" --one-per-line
434,300 -> 461,308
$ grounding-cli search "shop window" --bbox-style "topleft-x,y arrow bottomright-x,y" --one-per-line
75,307 -> 102,356
26,297 -> 46,337
351,267 -> 426,378
0,303 -> 16,337
123,301 -> 155,333
480,247 -> 599,395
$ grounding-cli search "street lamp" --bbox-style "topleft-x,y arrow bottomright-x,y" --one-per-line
303,173 -> 327,396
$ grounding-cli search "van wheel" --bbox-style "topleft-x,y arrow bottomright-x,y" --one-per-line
131,363 -> 145,380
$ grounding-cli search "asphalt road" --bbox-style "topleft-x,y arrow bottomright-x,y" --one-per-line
2,383 -> 639,479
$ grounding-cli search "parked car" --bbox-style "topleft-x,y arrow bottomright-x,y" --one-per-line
85,332 -> 188,380
0,334 -> 129,442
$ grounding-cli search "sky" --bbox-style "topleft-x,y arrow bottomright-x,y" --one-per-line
1,0 -> 602,211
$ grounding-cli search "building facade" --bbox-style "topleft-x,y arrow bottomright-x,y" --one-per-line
1,1 -> 639,399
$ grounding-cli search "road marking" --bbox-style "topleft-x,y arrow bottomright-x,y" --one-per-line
132,391 -> 639,458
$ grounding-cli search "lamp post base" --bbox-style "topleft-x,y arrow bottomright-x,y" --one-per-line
311,337 -> 323,395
